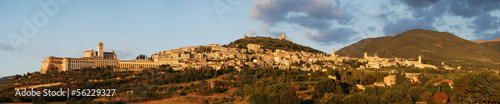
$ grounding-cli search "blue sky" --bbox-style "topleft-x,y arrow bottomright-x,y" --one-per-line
1,0 -> 500,76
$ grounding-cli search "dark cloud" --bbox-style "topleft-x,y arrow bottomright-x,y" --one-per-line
473,13 -> 495,33
384,0 -> 500,40
249,0 -> 353,25
380,0 -> 445,36
383,18 -> 435,36
476,32 -> 500,41
400,0 -> 439,8
449,0 -> 500,17
306,28 -> 356,45
446,0 -> 500,40
249,0 -> 355,44
249,0 -> 500,45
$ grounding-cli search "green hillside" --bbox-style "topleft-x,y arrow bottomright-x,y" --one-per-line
336,29 -> 500,70
224,36 -> 324,54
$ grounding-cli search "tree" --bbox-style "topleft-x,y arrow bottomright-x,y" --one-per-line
424,81 -> 439,94
314,78 -> 345,98
403,94 -> 414,104
453,71 -> 500,103
136,54 -> 147,59
420,91 -> 434,103
266,83 -> 300,104
432,92 -> 449,103
360,74 -> 376,85
395,72 -> 409,86
320,93 -> 342,104
14,74 -> 22,80
248,93 -> 268,104
417,74 -> 429,84
343,93 -> 367,104
409,86 -> 425,102
384,89 -> 405,103
364,86 -> 385,98
438,82 -> 451,95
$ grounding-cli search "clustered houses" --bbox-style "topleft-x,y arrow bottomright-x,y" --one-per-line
41,34 -> 446,74
151,42 -> 340,71
355,73 -> 424,90
359,52 -> 438,69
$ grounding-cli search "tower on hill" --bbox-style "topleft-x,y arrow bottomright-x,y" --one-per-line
98,42 -> 104,58
331,49 -> 335,57
277,34 -> 287,40
418,55 -> 422,64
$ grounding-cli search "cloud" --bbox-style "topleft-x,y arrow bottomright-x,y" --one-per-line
0,41 -> 15,52
249,0 -> 355,44
256,23 -> 288,37
247,30 -> 256,36
400,0 -> 439,8
249,0 -> 352,25
249,0 -> 500,46
114,45 -> 137,60
27,52 -> 44,58
305,28 -> 356,45
387,0 -> 500,40
383,18 -> 435,36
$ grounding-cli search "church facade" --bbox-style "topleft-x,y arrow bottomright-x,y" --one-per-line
40,42 -> 162,74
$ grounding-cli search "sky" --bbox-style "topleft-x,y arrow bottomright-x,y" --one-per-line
0,0 -> 499,76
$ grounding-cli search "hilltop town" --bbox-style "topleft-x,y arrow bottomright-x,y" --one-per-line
40,34 -> 443,74
2,30 -> 499,104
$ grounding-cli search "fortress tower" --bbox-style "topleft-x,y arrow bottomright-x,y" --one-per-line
276,34 -> 287,40
331,49 -> 335,57
243,34 -> 247,38
364,52 -> 368,59
98,42 -> 104,58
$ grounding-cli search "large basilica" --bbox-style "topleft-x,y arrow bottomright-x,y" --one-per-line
40,42 -> 163,74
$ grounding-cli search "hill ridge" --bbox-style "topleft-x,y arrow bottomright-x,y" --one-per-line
337,29 -> 500,70
473,38 -> 500,43
224,36 -> 324,54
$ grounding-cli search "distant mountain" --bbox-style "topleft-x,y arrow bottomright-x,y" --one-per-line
337,29 -> 500,70
0,75 -> 14,84
473,38 -> 500,43
478,41 -> 500,53
224,36 -> 324,54
475,38 -> 500,53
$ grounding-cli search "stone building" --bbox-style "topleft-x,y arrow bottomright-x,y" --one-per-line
247,43 -> 262,53
41,42 -> 164,74
41,42 -> 119,74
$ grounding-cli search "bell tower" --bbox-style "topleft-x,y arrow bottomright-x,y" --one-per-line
331,49 -> 335,57
98,42 -> 104,58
